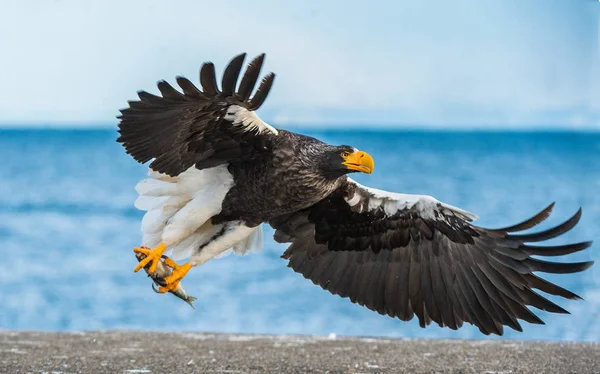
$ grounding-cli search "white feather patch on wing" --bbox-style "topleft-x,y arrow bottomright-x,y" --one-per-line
224,105 -> 279,135
345,178 -> 478,221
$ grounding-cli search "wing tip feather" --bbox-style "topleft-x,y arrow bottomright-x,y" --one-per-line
491,202 -> 555,233
508,206 -> 584,242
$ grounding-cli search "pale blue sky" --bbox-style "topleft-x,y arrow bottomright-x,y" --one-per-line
0,0 -> 598,129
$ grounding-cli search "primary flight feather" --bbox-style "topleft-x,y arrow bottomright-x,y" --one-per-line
117,53 -> 593,335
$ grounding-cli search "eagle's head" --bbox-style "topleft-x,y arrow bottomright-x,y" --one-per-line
318,145 -> 374,179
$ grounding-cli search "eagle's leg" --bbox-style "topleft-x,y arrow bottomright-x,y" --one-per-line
133,243 -> 167,274
155,257 -> 193,293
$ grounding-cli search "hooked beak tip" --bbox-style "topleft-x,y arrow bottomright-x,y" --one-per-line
343,150 -> 374,174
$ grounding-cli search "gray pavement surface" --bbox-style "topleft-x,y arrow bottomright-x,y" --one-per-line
0,331 -> 598,374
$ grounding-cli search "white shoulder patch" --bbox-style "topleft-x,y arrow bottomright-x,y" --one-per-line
345,178 -> 478,221
224,105 -> 279,135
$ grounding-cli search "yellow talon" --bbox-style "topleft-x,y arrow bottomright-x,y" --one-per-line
156,261 -> 193,294
133,243 -> 167,274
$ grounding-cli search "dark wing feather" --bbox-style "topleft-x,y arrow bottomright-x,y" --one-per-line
117,53 -> 277,176
237,54 -> 265,100
221,53 -> 246,96
249,73 -> 276,111
270,179 -> 594,335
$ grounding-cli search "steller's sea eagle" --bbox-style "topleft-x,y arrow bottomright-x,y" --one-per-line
117,53 -> 594,335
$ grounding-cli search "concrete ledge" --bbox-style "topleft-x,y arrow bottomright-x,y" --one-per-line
1,331 -> 598,373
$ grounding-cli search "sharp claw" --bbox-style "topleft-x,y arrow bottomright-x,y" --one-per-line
152,284 -> 166,294
157,286 -> 169,293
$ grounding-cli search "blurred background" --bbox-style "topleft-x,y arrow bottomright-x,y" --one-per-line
0,0 -> 598,342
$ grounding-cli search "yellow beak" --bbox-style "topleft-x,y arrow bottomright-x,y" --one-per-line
342,150 -> 374,174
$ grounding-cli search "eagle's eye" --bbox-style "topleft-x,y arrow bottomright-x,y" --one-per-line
341,151 -> 350,158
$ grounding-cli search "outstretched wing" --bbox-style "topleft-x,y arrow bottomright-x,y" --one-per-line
117,53 -> 277,176
270,178 -> 594,335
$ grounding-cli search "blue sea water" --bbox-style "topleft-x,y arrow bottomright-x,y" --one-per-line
0,129 -> 598,342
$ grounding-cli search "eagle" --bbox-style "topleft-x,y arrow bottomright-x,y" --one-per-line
117,53 -> 593,335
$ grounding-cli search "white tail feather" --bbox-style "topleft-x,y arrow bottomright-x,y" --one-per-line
135,178 -> 179,197
136,165 -> 234,250
142,232 -> 163,249
169,222 -> 223,261
135,195 -> 169,211
162,189 -> 228,245
147,169 -> 177,182
232,225 -> 264,256
214,248 -> 234,259
135,194 -> 189,212
248,225 -> 264,253
140,196 -> 188,231
136,166 -> 263,264
141,208 -> 172,234
190,223 -> 256,266
136,167 -> 221,197
202,225 -> 264,260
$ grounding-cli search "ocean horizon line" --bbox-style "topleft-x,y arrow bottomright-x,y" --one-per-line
0,123 -> 599,133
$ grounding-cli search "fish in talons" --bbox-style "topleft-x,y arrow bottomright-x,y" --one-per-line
134,250 -> 197,308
